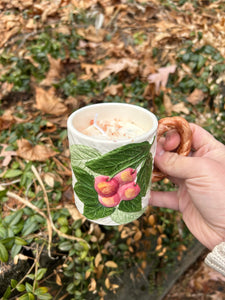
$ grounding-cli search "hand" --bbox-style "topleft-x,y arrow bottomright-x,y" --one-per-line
150,124 -> 225,250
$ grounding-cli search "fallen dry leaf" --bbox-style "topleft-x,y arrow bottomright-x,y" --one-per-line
55,272 -> 62,286
163,94 -> 173,116
0,26 -> 20,48
0,82 -> 14,98
77,25 -> 106,43
64,96 -> 80,112
105,261 -> 118,268
148,65 -> 177,94
98,58 -> 139,81
148,214 -> 156,226
40,121 -> 57,133
172,102 -> 189,114
13,253 -> 29,265
40,55 -> 62,86
105,277 -> 111,289
34,1 -> 61,22
44,173 -> 55,188
95,252 -> 102,268
35,87 -> 68,116
88,278 -> 97,292
81,63 -> 103,75
0,144 -> 17,167
133,231 -> 142,242
0,0 -> 32,10
104,83 -> 123,96
25,18 -> 38,30
190,263 -> 225,293
80,63 -> 103,80
17,139 -> 57,161
96,264 -> 104,279
0,111 -> 15,131
71,0 -> 97,9
187,88 -> 206,105
64,204 -> 86,223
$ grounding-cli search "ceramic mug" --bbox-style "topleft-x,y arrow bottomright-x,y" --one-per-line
67,103 -> 192,226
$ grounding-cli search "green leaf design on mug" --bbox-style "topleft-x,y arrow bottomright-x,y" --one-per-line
73,168 -> 99,205
118,194 -> 142,212
70,144 -> 101,175
137,152 -> 152,197
111,208 -> 146,225
83,204 -> 115,220
71,142 -> 153,220
85,141 -> 151,178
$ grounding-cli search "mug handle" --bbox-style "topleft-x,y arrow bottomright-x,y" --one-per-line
152,116 -> 192,182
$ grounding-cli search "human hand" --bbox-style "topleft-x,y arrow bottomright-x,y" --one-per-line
150,124 -> 225,250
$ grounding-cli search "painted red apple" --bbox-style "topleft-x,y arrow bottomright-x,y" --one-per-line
98,193 -> 121,208
118,182 -> 140,200
114,168 -> 137,185
94,175 -> 119,197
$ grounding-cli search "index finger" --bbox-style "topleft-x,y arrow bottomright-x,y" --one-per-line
190,123 -> 222,151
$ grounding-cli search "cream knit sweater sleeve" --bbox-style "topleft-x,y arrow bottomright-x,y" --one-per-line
205,242 -> 225,276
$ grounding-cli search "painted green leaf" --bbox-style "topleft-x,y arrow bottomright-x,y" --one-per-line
70,144 -> 101,174
73,166 -> 94,187
86,142 -> 151,178
0,242 -> 8,262
83,203 -> 115,220
111,208 -> 146,225
74,183 -> 99,206
118,195 -> 142,212
73,167 -> 98,205
137,152 -> 153,197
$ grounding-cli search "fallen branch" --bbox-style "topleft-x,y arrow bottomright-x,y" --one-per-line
4,183 -> 89,259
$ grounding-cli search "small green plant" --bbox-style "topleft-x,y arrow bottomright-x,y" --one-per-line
3,269 -> 52,300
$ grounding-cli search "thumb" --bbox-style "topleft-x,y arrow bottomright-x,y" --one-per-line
154,146 -> 205,180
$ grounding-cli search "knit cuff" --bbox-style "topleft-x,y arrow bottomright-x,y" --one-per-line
205,242 -> 225,276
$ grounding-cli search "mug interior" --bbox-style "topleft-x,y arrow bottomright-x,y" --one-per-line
67,103 -> 158,144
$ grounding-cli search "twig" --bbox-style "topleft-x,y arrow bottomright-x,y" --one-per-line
31,165 -> 53,258
31,165 -> 89,247
6,191 -> 47,220
10,243 -> 45,299
59,293 -> 70,300
5,189 -> 89,249
1,179 -> 20,186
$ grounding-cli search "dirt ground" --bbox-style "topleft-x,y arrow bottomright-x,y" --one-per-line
165,252 -> 225,300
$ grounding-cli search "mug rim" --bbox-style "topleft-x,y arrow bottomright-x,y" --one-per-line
67,102 -> 158,145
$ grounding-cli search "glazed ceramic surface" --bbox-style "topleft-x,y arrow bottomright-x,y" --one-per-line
67,103 -> 158,225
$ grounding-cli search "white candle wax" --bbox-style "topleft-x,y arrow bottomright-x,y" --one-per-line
81,115 -> 146,141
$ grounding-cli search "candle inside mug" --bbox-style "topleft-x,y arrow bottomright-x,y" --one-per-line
81,113 -> 146,141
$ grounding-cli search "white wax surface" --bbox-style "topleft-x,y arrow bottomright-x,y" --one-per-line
82,118 -> 146,140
